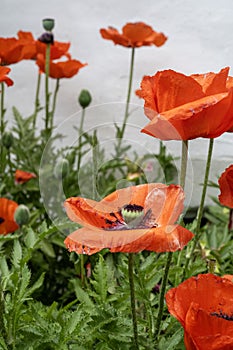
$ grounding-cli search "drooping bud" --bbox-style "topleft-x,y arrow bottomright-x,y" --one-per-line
42,18 -> 55,32
14,205 -> 30,226
78,89 -> 92,109
54,158 -> 69,179
2,131 -> 14,149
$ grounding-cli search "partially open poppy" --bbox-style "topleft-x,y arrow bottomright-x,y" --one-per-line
165,273 -> 233,350
0,198 -> 19,235
218,165 -> 233,208
64,183 -> 194,255
137,67 -> 233,140
0,37 -> 25,65
36,54 -> 87,79
100,22 -> 167,48
14,169 -> 37,184
0,66 -> 13,86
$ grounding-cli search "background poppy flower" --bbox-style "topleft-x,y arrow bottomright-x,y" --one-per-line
137,67 -> 233,140
218,164 -> 233,208
100,22 -> 167,48
0,198 -> 19,235
0,37 -> 24,65
64,183 -> 193,255
14,169 -> 37,184
36,54 -> 87,79
0,66 -> 14,86
165,273 -> 233,349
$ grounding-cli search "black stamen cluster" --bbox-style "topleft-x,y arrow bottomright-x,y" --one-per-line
211,311 -> 233,321
123,204 -> 143,212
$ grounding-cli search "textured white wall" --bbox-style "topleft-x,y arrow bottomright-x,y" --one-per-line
1,0 -> 233,205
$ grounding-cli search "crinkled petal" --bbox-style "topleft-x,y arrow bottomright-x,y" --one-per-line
218,164 -> 233,208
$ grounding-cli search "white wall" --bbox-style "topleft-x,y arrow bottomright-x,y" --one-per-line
1,0 -> 233,205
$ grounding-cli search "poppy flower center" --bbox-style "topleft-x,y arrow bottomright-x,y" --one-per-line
105,204 -> 158,230
0,217 -> 5,224
211,311 -> 233,321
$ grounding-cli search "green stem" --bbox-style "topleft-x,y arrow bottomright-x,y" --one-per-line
183,138 -> 214,278
50,78 -> 60,130
32,72 -> 41,129
0,82 -> 5,137
128,253 -> 139,350
180,140 -> 188,189
0,82 -> 5,174
80,254 -> 85,288
45,43 -> 51,134
117,47 -> 135,155
77,108 -> 86,172
154,252 -> 173,342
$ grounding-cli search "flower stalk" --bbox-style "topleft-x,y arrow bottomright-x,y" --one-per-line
32,72 -> 41,129
116,47 -> 135,155
77,108 -> 86,173
128,253 -> 139,350
183,138 -> 214,277
50,78 -> 60,130
45,43 -> 51,135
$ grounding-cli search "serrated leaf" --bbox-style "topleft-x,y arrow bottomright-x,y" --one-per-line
12,239 -> 22,268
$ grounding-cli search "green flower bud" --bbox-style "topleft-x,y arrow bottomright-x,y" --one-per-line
42,18 -> 55,32
14,205 -> 30,226
78,89 -> 92,109
2,131 -> 14,149
54,159 -> 69,179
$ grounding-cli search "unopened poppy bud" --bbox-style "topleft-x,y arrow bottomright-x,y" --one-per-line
14,205 -> 30,226
54,159 -> 69,179
78,89 -> 92,109
42,18 -> 55,32
38,32 -> 54,45
2,131 -> 14,149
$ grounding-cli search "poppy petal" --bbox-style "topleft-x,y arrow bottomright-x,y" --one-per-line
0,198 -> 19,235
191,67 -> 229,96
64,224 -> 194,255
142,91 -> 233,140
218,165 -> 233,208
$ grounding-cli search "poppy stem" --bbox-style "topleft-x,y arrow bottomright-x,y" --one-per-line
0,82 -> 5,174
183,138 -> 214,278
117,47 -> 135,156
180,140 -> 188,190
45,43 -> 51,136
77,107 -> 86,173
128,253 -> 139,350
32,72 -> 41,129
50,78 -> 60,130
154,251 -> 173,342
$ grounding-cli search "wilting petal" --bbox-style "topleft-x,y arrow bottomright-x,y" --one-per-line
0,66 -> 13,86
15,169 -> 37,184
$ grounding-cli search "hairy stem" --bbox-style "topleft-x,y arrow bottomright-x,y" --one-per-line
77,108 -> 86,172
45,43 -> 51,134
50,78 -> 60,130
32,72 -> 41,129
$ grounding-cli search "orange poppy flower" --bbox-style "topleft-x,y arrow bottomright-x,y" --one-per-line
0,66 -> 13,86
0,198 -> 19,235
100,22 -> 167,48
17,31 -> 71,60
14,169 -> 37,184
165,274 -> 233,350
0,37 -> 25,65
36,54 -> 87,79
64,183 -> 194,255
137,67 -> 233,140
218,165 -> 233,208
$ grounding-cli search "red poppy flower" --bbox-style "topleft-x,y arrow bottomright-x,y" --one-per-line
0,66 -> 13,86
0,37 -> 25,65
166,274 -> 233,350
218,165 -> 233,208
100,22 -> 167,48
64,183 -> 194,255
17,31 -> 71,60
137,67 -> 233,140
14,169 -> 37,184
36,54 -> 87,79
0,198 -> 19,235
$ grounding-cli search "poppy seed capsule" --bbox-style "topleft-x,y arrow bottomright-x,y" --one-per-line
78,89 -> 92,109
14,205 -> 30,226
54,159 -> 69,179
42,18 -> 55,32
2,131 -> 14,149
